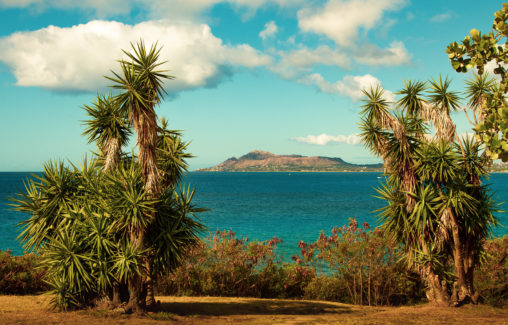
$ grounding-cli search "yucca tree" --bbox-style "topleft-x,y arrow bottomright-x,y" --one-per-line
106,40 -> 175,312
12,40 -> 204,313
360,79 -> 497,306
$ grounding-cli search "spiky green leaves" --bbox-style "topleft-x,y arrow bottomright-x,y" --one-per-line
82,93 -> 131,148
107,40 -> 174,117
360,86 -> 393,129
415,141 -> 459,184
359,74 -> 498,289
12,40 -> 204,311
396,80 -> 427,117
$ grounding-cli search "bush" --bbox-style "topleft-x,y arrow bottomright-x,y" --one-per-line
155,230 -> 294,297
475,237 -> 508,307
0,250 -> 47,294
296,219 -> 425,306
155,224 -> 425,305
304,276 -> 348,302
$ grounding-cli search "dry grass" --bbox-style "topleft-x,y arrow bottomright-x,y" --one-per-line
0,295 -> 506,325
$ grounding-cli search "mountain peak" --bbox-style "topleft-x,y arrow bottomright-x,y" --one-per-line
239,150 -> 276,160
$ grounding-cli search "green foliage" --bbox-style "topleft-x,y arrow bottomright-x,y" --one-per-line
475,237 -> 508,307
157,224 -> 425,306
446,3 -> 508,160
359,76 -> 498,305
156,230 -> 303,298
82,93 -> 131,149
296,219 -> 424,306
10,40 -> 204,310
0,250 -> 47,295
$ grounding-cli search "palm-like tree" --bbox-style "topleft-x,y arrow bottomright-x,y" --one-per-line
12,40 -> 204,313
360,78 -> 497,306
106,40 -> 175,311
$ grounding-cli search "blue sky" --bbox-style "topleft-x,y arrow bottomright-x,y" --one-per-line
0,0 -> 503,171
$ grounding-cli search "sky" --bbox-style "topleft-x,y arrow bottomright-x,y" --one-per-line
0,0 -> 503,171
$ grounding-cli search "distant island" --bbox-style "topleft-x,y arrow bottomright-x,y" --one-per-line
197,150 -> 383,172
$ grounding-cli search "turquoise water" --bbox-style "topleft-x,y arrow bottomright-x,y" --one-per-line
1,172 -> 507,256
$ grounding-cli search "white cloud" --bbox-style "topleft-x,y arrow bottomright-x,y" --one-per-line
429,13 -> 451,23
355,41 -> 411,66
270,45 -> 350,79
483,59 -> 507,80
297,0 -> 406,46
0,20 -> 272,93
293,133 -> 361,145
259,21 -> 278,40
300,73 -> 395,102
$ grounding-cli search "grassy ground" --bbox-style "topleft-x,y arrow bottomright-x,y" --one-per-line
0,295 -> 506,324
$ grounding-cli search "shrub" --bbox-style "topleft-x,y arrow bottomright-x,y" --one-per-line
156,224 -> 425,305
0,250 -> 47,294
475,237 -> 508,307
155,230 -> 290,297
304,276 -> 348,302
297,219 -> 425,306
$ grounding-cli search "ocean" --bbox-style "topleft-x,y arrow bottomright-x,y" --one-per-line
1,172 -> 507,257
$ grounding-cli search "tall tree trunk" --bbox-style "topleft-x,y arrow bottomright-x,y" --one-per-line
449,208 -> 474,305
132,104 -> 160,310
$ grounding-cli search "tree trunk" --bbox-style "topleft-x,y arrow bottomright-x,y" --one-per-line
424,266 -> 450,306
103,137 -> 121,172
145,259 -> 156,309
449,209 -> 474,305
126,274 -> 145,314
464,236 -> 479,304
421,244 -> 450,306
112,282 -> 122,306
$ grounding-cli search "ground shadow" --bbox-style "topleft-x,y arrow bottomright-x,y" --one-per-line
158,299 -> 353,316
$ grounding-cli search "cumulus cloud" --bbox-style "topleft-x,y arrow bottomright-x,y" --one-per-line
429,13 -> 451,23
0,20 -> 271,93
355,40 -> 411,66
293,133 -> 361,145
300,73 -> 395,102
270,45 -> 350,79
259,21 -> 278,40
297,0 -> 406,46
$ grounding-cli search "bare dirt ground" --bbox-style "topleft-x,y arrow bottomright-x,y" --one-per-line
0,295 -> 506,324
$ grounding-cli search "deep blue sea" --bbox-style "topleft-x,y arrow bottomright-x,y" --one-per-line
1,172 -> 507,257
